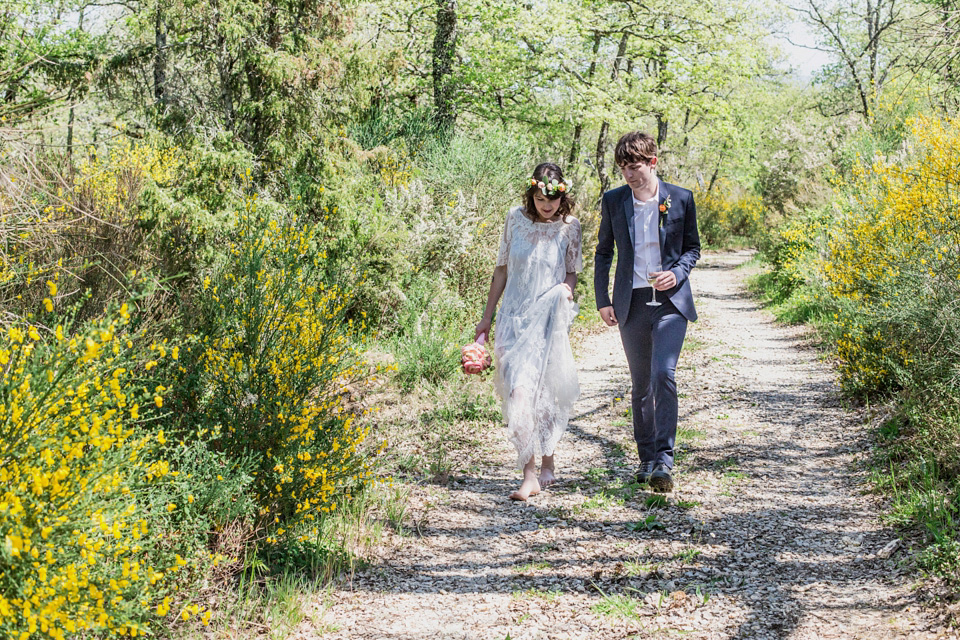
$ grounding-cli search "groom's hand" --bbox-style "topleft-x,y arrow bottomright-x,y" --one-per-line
653,270 -> 677,290
599,306 -> 618,326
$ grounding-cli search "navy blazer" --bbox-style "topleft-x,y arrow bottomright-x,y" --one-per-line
594,179 -> 701,323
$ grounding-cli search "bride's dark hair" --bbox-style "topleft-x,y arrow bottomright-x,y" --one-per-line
523,163 -> 574,223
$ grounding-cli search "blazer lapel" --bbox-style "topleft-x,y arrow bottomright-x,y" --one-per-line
621,189 -> 635,259
658,180 -> 669,253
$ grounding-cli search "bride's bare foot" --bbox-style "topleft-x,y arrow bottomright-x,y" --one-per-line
509,475 -> 541,501
539,454 -> 557,489
539,467 -> 557,489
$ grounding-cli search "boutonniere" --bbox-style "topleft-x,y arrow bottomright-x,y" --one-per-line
658,195 -> 672,229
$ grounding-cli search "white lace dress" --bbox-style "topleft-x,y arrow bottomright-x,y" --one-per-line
494,206 -> 582,468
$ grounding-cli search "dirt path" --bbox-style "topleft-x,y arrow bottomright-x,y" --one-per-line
318,250 -> 951,639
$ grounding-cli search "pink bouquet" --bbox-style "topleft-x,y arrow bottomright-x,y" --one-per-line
461,333 -> 492,375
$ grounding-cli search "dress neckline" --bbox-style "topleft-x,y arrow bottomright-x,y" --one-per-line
519,207 -> 565,225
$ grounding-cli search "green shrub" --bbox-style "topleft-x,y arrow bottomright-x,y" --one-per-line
174,196 -> 376,536
695,185 -> 765,248
388,274 -> 468,390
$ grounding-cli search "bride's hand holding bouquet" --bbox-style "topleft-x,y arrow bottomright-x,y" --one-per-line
461,319 -> 493,375
461,330 -> 492,375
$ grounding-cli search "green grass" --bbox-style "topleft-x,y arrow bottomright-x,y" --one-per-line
627,514 -> 664,531
609,441 -> 629,457
592,593 -> 643,620
720,470 -> 748,497
677,425 -> 706,442
534,506 -> 572,521
585,467 -> 610,483
644,494 -> 668,509
748,270 -> 835,326
512,587 -> 563,601
714,457 -> 739,470
512,561 -> 551,573
623,560 -> 661,577
577,490 -> 624,512
392,331 -> 462,390
672,548 -> 702,564
213,570 -> 314,639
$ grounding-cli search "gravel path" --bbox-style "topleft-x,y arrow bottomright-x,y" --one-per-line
316,250 -> 952,639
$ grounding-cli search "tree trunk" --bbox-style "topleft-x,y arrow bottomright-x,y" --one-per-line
154,6 -> 167,107
568,123 -> 583,167
568,33 -> 602,167
708,149 -> 725,191
681,108 -> 690,149
66,93 -> 75,165
432,0 -> 458,136
67,9 -> 84,166
654,22 -> 670,150
867,0 -> 877,94
595,33 -> 629,198
656,115 -> 668,147
596,121 -> 610,200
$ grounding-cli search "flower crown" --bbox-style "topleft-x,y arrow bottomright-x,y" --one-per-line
528,177 -> 571,196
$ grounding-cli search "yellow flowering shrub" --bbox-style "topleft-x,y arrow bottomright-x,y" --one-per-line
0,138 -> 179,318
0,310 -> 167,639
73,140 -> 178,222
695,185 -> 765,247
182,198 -> 374,534
823,115 -> 960,392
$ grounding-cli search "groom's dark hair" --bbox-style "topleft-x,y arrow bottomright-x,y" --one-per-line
615,132 -> 658,166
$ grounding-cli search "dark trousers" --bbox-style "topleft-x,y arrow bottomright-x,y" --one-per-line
618,287 -> 688,468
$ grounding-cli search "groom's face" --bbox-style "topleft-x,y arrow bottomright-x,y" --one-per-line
620,158 -> 658,192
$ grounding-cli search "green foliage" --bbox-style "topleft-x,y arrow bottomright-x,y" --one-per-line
349,106 -> 438,152
387,271 -> 468,390
175,199 -> 374,531
392,331 -> 462,391
694,186 -> 765,248
752,209 -> 837,326
627,514 -> 665,531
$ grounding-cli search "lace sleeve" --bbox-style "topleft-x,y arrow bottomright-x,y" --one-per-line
565,217 -> 583,273
495,209 -> 514,267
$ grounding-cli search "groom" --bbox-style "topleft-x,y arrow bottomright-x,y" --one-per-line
594,131 -> 700,493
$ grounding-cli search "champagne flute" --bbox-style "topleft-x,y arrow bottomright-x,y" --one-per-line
646,263 -> 662,307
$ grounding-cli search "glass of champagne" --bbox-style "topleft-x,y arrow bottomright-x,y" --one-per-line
647,263 -> 662,307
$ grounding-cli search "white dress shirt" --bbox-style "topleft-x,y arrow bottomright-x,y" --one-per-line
632,185 -> 662,288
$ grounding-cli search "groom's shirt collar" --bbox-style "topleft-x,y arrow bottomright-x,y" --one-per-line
631,182 -> 660,206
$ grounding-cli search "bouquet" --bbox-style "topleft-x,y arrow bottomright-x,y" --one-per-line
461,333 -> 493,374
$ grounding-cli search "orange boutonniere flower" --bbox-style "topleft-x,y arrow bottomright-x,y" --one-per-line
658,195 -> 672,229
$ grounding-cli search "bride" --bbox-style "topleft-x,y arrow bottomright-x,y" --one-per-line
474,163 -> 582,501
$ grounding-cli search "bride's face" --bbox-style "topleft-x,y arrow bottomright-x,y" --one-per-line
532,192 -> 560,220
